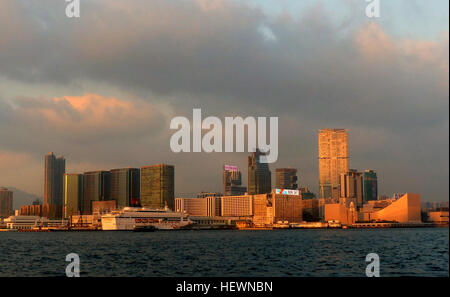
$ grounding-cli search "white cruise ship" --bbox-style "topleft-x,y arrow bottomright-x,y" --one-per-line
101,207 -> 192,231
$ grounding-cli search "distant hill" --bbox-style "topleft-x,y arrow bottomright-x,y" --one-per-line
2,187 -> 42,210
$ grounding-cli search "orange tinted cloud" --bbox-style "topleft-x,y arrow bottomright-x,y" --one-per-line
355,22 -> 449,88
15,93 -> 170,136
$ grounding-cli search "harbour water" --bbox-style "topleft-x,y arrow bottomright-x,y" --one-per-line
0,228 -> 448,277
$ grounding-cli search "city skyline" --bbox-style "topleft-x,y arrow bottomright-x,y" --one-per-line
0,125 -> 448,203
0,0 -> 448,202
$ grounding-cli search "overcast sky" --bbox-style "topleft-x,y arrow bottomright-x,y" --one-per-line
0,0 -> 448,201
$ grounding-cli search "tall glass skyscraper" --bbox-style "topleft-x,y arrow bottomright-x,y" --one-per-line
340,169 -> 363,207
140,164 -> 174,210
63,174 -> 83,218
44,152 -> 66,207
363,170 -> 378,203
248,149 -> 272,195
223,165 -> 247,196
82,170 -> 111,214
318,129 -> 349,199
110,168 -> 140,208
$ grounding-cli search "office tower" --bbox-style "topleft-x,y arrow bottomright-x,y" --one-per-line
248,149 -> 272,195
63,174 -> 83,218
0,187 -> 13,218
110,168 -> 140,208
44,152 -> 66,206
318,129 -> 349,199
223,165 -> 247,196
275,168 -> 298,190
82,170 -> 111,214
140,164 -> 174,210
363,170 -> 378,203
340,169 -> 363,207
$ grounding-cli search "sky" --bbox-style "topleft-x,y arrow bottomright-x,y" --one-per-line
0,0 -> 448,201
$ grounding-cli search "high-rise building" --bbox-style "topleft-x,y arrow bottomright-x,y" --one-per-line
110,168 -> 140,208
63,174 -> 83,218
44,152 -> 66,206
248,149 -> 272,195
318,129 -> 349,199
275,168 -> 298,190
363,170 -> 378,203
223,165 -> 247,196
340,169 -> 363,207
82,170 -> 111,214
140,164 -> 174,210
0,187 -> 13,218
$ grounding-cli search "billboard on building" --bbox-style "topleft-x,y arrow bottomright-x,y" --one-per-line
276,189 -> 300,195
224,165 -> 238,171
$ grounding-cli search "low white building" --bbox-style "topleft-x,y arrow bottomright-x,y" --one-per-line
4,216 -> 48,230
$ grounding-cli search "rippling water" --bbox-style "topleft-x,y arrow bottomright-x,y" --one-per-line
0,228 -> 448,277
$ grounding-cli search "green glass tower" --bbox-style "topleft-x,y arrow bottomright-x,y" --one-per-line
363,170 -> 378,203
140,164 -> 174,210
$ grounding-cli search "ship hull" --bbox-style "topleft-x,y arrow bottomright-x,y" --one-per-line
101,208 -> 191,231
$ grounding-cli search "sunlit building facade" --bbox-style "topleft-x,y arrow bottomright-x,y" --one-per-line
175,198 -> 208,216
273,193 -> 303,224
221,195 -> 253,217
324,201 -> 358,225
318,129 -> 349,199
369,193 -> 421,223
252,194 -> 273,227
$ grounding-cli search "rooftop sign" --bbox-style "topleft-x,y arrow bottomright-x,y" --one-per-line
276,189 -> 300,196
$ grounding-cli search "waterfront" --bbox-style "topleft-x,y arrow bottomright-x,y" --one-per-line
0,228 -> 448,277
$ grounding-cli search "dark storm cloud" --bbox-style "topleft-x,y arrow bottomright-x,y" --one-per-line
0,0 -> 448,199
